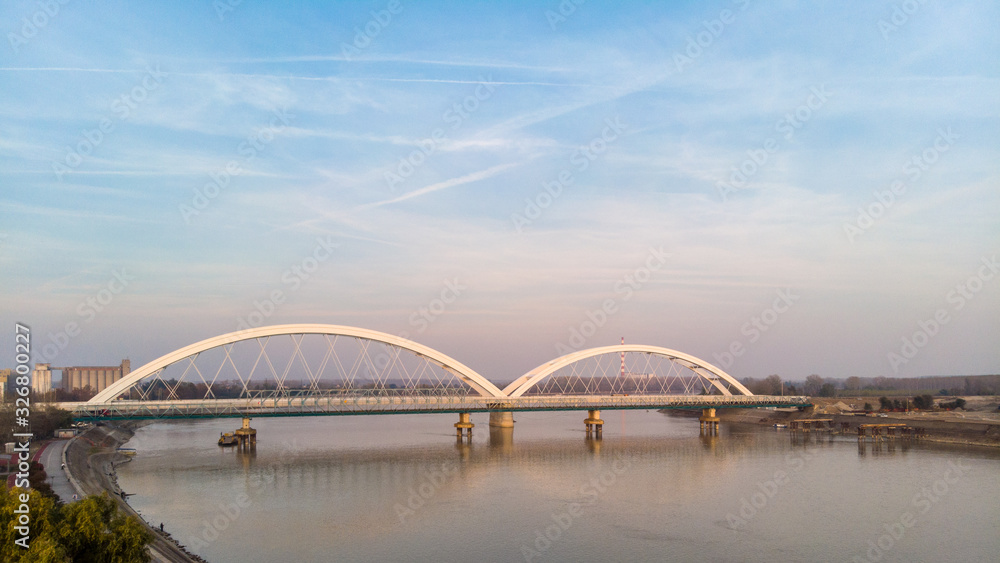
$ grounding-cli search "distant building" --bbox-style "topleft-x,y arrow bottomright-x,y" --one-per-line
32,363 -> 53,395
0,369 -> 9,401
60,359 -> 131,393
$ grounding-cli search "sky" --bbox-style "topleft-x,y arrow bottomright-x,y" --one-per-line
1,0 -> 998,385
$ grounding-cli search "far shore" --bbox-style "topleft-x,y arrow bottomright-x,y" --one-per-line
717,395 -> 1000,448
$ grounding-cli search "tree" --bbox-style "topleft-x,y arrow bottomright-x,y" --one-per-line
878,396 -> 893,411
818,383 -> 836,397
863,402 -> 874,412
58,493 -> 153,563
0,406 -> 74,445
844,376 -> 861,392
0,488 -> 152,563
939,398 -> 967,410
913,395 -> 935,410
763,374 -> 783,395
1,487 -> 65,562
804,374 -> 824,396
27,462 -> 58,502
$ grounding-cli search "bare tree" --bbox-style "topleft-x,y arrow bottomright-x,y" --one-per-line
764,374 -> 783,395
804,374 -> 824,396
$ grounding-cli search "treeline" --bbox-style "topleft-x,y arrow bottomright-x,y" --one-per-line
741,374 -> 999,397
878,395 -> 967,411
0,406 -> 74,445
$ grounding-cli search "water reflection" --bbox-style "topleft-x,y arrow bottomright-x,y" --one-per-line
234,447 -> 255,469
454,437 -> 472,460
586,435 -> 602,455
699,431 -> 718,451
488,426 -> 513,453
118,412 -> 1000,563
857,438 -> 912,457
190,430 -> 852,498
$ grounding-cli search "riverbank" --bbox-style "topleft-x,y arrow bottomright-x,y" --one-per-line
719,396 -> 1000,448
64,423 -> 205,563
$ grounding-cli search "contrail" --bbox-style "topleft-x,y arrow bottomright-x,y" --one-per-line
360,162 -> 521,209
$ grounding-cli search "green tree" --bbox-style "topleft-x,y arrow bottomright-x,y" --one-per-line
0,487 -> 65,562
819,383 -> 837,397
58,494 -> 152,563
0,488 -> 152,563
878,396 -> 892,411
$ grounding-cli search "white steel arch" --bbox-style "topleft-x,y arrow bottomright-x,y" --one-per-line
88,324 -> 505,403
502,344 -> 752,398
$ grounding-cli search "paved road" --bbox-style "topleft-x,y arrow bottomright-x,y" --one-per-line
39,440 -> 80,503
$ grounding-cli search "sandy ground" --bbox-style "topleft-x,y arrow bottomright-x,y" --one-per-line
719,396 -> 1000,447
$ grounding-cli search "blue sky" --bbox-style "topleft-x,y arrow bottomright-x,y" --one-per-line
1,0 -> 998,383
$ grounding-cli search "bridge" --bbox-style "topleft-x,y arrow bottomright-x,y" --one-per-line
58,324 -> 809,437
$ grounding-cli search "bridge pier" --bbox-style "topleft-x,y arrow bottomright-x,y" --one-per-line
489,411 -> 515,428
584,409 -> 603,438
235,417 -> 257,451
455,412 -> 474,440
699,408 -> 719,436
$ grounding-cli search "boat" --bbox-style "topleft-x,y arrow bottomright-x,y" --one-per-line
116,447 -> 137,456
773,423 -> 788,429
218,432 -> 238,446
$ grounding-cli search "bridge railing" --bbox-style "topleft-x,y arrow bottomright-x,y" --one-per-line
61,394 -> 810,420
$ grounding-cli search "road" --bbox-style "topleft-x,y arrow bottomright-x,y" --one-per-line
39,440 -> 80,503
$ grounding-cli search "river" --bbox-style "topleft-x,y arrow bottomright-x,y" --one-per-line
117,410 -> 999,562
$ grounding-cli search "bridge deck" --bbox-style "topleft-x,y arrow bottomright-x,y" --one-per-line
59,394 -> 810,421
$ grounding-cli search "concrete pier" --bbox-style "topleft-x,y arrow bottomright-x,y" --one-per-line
455,412 -> 474,440
584,409 -> 604,438
234,417 -> 257,450
699,408 -> 719,435
489,411 -> 515,428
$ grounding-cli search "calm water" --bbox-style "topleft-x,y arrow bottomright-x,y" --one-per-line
118,411 -> 1000,563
